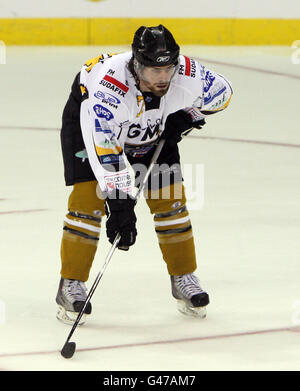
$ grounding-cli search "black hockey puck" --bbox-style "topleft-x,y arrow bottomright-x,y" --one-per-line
61,342 -> 76,359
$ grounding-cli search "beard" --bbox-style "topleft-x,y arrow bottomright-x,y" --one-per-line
141,81 -> 170,97
151,85 -> 170,97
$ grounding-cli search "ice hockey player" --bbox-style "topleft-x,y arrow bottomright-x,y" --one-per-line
56,24 -> 233,324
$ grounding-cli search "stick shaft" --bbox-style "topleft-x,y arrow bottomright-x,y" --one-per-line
135,139 -> 165,199
65,235 -> 120,343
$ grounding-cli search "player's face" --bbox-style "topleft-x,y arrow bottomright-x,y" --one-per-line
138,65 -> 176,96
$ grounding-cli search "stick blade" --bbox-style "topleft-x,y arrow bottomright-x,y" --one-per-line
61,341 -> 76,359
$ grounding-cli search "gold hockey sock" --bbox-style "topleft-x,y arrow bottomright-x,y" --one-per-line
146,183 -> 197,275
60,181 -> 105,282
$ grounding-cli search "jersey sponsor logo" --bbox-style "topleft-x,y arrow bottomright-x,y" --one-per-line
103,74 -> 129,92
107,68 -> 115,76
95,142 -> 122,157
93,104 -> 114,120
190,59 -> 196,78
200,64 -> 205,78
124,142 -> 155,157
204,70 -> 216,93
127,119 -> 161,142
94,90 -> 121,104
100,154 -> 123,165
204,86 -> 226,105
185,107 -> 205,122
99,74 -> 129,97
94,91 -> 120,109
104,172 -> 131,192
94,119 -> 121,157
180,56 -> 196,78
184,56 -> 191,76
95,119 -> 114,134
207,89 -> 229,111
99,79 -> 127,97
100,99 -> 118,109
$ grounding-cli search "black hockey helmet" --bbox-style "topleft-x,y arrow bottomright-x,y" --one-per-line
132,24 -> 180,67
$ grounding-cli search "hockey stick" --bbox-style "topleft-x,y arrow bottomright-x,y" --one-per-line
60,139 -> 166,359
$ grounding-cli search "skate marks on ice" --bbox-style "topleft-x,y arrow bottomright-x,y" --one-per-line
0,197 -> 49,215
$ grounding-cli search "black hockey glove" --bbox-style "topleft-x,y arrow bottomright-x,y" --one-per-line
105,189 -> 137,251
161,110 -> 206,147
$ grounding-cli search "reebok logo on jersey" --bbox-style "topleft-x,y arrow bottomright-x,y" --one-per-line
99,74 -> 129,97
93,104 -> 114,120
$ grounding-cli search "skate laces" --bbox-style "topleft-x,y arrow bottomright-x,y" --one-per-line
174,273 -> 204,299
63,279 -> 87,303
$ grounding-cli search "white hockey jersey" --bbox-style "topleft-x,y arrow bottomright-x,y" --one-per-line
79,52 -> 232,195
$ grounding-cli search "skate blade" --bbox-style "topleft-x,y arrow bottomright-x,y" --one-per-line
177,300 -> 207,318
56,305 -> 87,326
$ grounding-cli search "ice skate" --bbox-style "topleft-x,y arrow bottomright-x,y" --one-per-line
56,278 -> 92,325
171,273 -> 209,318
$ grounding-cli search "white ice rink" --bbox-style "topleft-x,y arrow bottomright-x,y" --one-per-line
0,45 -> 299,372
